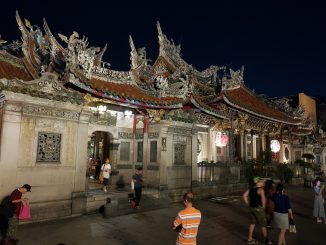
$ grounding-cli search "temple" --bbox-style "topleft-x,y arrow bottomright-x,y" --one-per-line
0,12 -> 324,220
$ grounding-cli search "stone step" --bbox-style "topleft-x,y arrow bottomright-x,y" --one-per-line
103,195 -> 171,218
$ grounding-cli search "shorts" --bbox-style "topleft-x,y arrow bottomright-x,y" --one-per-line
250,207 -> 267,226
103,178 -> 110,186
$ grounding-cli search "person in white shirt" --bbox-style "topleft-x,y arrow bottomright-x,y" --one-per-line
101,158 -> 111,192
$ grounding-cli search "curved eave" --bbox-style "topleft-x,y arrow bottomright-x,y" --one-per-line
291,128 -> 313,136
222,88 -> 301,125
0,57 -> 33,81
69,77 -> 183,109
190,96 -> 227,119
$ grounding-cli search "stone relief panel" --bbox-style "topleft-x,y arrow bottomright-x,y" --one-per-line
148,132 -> 159,138
64,121 -> 78,166
161,137 -> 167,151
23,105 -> 80,120
36,118 -> 65,132
36,132 -> 62,162
173,135 -> 188,143
118,132 -> 133,139
17,117 -> 36,167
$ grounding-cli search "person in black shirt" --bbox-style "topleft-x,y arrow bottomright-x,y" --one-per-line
272,183 -> 294,245
131,167 -> 143,209
243,177 -> 272,245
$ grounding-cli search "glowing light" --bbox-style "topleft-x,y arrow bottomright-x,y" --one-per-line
124,110 -> 133,117
271,140 -> 280,153
215,132 -> 228,147
97,105 -> 107,114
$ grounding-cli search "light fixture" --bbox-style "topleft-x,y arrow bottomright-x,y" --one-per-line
97,105 -> 107,114
215,131 -> 228,147
124,110 -> 133,117
271,140 -> 280,153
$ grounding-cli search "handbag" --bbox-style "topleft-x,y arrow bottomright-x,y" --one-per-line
289,218 -> 296,233
99,171 -> 104,183
19,203 -> 31,221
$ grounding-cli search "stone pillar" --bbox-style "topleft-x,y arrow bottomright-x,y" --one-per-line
0,102 -> 22,196
261,132 -> 266,152
71,108 -> 91,215
191,130 -> 198,183
240,131 -> 245,162
143,115 -> 149,178
159,127 -> 168,190
228,129 -> 235,164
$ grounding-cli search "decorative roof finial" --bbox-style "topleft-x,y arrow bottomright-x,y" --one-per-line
129,35 -> 138,69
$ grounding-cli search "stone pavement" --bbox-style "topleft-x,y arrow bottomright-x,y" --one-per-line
15,185 -> 325,245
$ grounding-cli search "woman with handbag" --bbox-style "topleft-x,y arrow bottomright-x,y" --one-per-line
272,183 -> 294,245
313,177 -> 325,223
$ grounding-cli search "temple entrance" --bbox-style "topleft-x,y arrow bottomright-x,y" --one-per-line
87,131 -> 112,190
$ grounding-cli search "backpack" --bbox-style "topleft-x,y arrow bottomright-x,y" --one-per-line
0,196 -> 15,218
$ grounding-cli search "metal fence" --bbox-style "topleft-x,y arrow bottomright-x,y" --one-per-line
197,161 -> 306,185
197,161 -> 247,185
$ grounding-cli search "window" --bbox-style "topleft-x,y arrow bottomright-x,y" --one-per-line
174,143 -> 186,165
120,142 -> 130,161
36,132 -> 61,162
137,141 -> 143,162
150,141 -> 157,162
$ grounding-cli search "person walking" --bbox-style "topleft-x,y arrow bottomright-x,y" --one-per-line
272,183 -> 294,245
264,179 -> 275,228
131,167 -> 143,209
94,157 -> 102,180
172,192 -> 201,245
243,177 -> 272,244
101,158 -> 111,193
313,177 -> 325,223
7,184 -> 31,238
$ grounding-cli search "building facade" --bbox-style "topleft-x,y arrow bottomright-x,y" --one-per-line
0,12 -> 322,220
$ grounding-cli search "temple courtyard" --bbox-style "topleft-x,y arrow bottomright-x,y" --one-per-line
16,185 -> 325,245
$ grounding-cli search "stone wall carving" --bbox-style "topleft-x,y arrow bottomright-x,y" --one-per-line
23,105 -> 80,120
168,127 -> 193,135
36,132 -> 61,162
148,132 -> 159,138
118,132 -> 133,139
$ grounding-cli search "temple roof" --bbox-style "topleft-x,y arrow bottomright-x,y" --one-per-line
221,87 -> 301,125
0,12 -> 309,129
0,52 -> 32,81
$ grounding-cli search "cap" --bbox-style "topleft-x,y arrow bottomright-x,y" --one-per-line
22,184 -> 31,192
253,177 -> 261,184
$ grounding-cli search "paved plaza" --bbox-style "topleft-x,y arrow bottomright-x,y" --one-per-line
16,185 -> 325,245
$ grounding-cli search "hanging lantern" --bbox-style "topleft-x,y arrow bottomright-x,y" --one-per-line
215,132 -> 229,147
270,140 -> 280,153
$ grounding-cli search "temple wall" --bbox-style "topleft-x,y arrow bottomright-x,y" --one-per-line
0,91 -> 90,221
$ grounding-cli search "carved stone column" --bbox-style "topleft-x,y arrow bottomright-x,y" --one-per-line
228,129 -> 235,164
240,130 -> 245,161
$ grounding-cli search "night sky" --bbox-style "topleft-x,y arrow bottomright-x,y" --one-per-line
0,1 -> 325,98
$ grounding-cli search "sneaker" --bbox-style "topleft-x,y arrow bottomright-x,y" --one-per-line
247,239 -> 258,244
317,218 -> 322,223
103,187 -> 107,193
265,239 -> 273,245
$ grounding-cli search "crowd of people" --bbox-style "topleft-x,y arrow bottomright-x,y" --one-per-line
0,173 -> 325,244
242,176 -> 325,245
